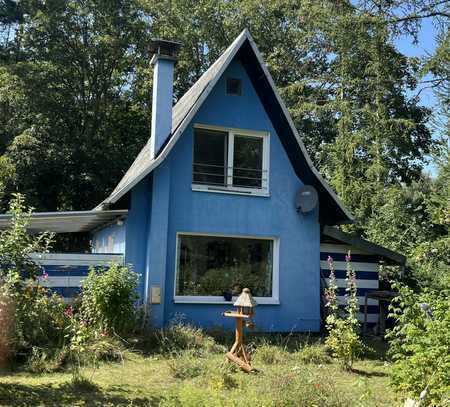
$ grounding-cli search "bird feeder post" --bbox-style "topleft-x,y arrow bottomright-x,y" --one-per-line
223,288 -> 257,372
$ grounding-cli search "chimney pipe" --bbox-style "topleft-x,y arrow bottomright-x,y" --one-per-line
149,39 -> 182,159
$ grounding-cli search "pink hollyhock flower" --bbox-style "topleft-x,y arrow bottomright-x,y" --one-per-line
64,306 -> 73,318
327,255 -> 333,265
41,271 -> 49,281
345,252 -> 351,262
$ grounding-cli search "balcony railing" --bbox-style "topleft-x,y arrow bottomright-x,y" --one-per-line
192,162 -> 268,189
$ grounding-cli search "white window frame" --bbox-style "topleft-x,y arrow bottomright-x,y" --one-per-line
192,124 -> 270,197
173,232 -> 280,305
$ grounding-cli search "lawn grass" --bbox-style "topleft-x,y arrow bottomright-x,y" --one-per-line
0,334 -> 401,407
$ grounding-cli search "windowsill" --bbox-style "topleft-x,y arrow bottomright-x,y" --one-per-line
173,296 -> 280,305
192,184 -> 270,197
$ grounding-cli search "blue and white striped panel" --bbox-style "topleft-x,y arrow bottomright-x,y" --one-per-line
320,244 -> 380,325
31,253 -> 124,301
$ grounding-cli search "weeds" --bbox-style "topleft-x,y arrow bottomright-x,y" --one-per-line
253,342 -> 287,365
296,342 -> 332,365
156,317 -> 222,355
167,350 -> 207,379
69,375 -> 100,393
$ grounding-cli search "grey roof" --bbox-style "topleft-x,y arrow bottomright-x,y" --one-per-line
98,29 -> 352,225
0,210 -> 127,233
99,32 -> 244,207
322,225 -> 406,265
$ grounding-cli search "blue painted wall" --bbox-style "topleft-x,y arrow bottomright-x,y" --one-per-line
138,59 -> 321,332
92,223 -> 126,254
125,178 -> 153,298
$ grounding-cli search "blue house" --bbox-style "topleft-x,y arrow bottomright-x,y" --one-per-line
0,30 -> 405,332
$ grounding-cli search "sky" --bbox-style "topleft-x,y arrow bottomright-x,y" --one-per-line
394,19 -> 438,109
394,19 -> 442,176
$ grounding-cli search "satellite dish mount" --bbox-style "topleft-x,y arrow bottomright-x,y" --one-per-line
295,185 -> 318,213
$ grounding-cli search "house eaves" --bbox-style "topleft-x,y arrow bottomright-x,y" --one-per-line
322,225 -> 406,265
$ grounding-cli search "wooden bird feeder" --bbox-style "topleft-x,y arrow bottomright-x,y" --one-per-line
223,288 -> 257,372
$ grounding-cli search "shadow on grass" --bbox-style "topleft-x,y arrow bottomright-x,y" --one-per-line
0,382 -> 162,407
361,337 -> 390,361
350,368 -> 388,378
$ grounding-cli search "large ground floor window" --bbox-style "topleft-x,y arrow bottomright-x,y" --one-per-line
174,233 -> 279,303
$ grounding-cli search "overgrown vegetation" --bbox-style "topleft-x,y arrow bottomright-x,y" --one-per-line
80,263 -> 139,335
0,193 -> 63,362
387,283 -> 450,405
324,254 -> 363,370
0,326 -> 398,406
0,194 -> 135,380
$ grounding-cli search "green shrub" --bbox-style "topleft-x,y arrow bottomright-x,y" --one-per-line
0,194 -> 68,362
387,283 -> 450,405
66,315 -> 126,379
296,342 -> 332,365
27,346 -> 68,373
80,263 -> 139,335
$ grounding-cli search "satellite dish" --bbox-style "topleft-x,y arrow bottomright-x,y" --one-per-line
295,185 -> 318,213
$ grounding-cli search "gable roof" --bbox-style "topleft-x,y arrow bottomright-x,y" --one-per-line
98,29 -> 353,225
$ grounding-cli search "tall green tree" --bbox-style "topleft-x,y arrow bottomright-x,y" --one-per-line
0,0 -> 152,211
0,0 -> 442,243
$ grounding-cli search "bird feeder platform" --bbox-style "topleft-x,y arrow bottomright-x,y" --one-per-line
223,288 -> 257,373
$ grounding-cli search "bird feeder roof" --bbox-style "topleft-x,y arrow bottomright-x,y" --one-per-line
234,288 -> 257,308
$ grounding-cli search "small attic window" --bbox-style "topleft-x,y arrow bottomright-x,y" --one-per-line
226,78 -> 242,95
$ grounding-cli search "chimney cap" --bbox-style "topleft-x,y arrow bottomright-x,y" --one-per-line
150,38 -> 182,59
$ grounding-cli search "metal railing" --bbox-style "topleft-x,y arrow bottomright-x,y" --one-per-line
192,162 -> 267,188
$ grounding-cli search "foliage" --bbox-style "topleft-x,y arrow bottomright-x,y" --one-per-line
0,0 -> 151,214
0,193 -> 53,280
0,291 -> 14,368
325,253 -> 363,369
0,194 -> 69,360
296,342 -> 332,365
253,342 -> 287,365
155,317 -> 221,355
0,0 -> 442,221
79,263 -> 139,335
365,154 -> 449,287
181,263 -> 270,297
208,363 -> 239,391
387,283 -> 450,405
167,350 -> 207,379
0,194 -> 128,374
0,335 -> 399,406
26,346 -> 68,374
65,307 -> 127,381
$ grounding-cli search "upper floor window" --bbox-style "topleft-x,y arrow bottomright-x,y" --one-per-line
226,78 -> 242,95
192,125 -> 269,195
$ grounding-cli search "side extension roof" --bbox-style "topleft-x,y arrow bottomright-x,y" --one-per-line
322,226 -> 406,265
98,29 -> 353,225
